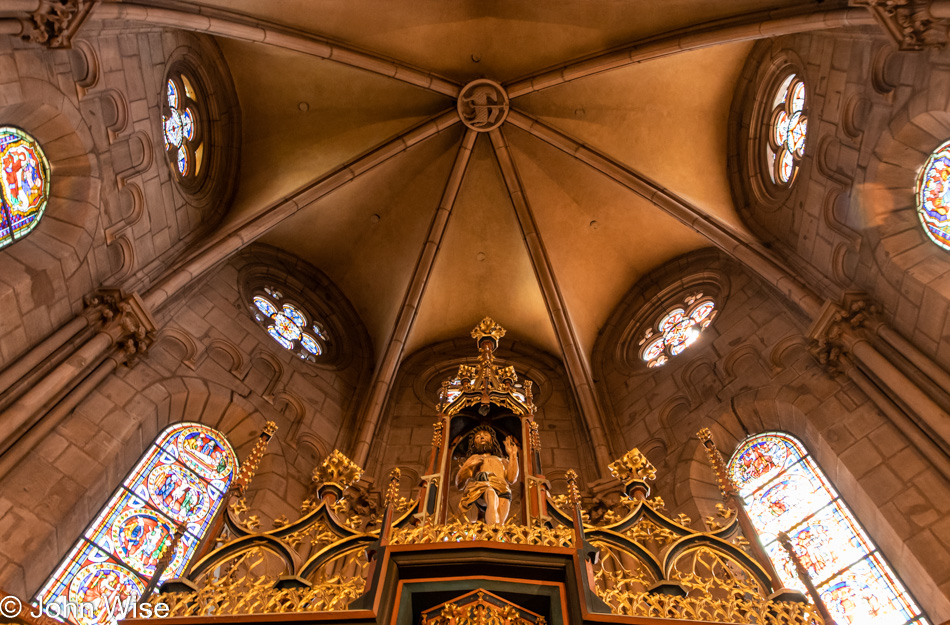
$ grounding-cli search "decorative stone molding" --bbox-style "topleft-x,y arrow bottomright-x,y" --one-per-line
851,0 -> 950,50
457,79 -> 509,131
84,288 -> 158,365
21,0 -> 98,48
807,293 -> 877,373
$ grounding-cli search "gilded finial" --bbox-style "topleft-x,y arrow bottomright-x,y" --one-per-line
565,469 -> 581,508
697,428 -> 738,500
431,421 -> 444,447
470,316 -> 506,344
230,421 -> 278,497
385,467 -> 402,507
608,448 -> 657,484
528,421 -> 541,452
312,449 -> 364,490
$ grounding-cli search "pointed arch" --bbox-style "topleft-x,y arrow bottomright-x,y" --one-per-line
728,432 -> 929,625
35,422 -> 238,624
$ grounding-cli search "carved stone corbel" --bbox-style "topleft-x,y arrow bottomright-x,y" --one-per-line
20,0 -> 98,48
83,289 -> 157,365
850,0 -> 950,50
807,293 -> 878,374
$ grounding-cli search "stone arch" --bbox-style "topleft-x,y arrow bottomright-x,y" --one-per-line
0,74 -> 102,368
10,375 -> 306,598
669,389 -> 950,619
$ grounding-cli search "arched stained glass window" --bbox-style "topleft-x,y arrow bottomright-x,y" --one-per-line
640,293 -> 716,368
36,423 -> 237,625
766,74 -> 807,185
249,286 -> 328,363
0,126 -> 50,250
728,433 -> 929,625
916,140 -> 950,250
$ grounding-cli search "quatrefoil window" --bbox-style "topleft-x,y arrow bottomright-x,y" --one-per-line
766,74 -> 807,186
163,75 -> 203,178
640,294 -> 717,368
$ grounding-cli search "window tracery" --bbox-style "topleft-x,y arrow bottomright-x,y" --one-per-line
36,423 -> 237,625
162,73 -> 203,179
250,286 -> 329,362
0,126 -> 50,250
728,432 -> 928,625
916,139 -> 950,250
766,74 -> 808,186
639,293 -> 716,367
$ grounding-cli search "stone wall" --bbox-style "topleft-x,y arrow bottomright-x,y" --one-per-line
0,250 -> 369,598
0,27 -> 239,369
592,249 -> 950,621
729,31 -> 950,376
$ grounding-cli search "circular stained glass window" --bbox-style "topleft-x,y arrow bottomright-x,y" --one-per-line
766,74 -> 807,186
0,126 -> 50,250
163,74 -> 203,179
250,288 -> 328,362
916,140 -> 950,250
640,294 -> 717,368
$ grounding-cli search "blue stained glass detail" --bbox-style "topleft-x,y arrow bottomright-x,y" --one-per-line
282,304 -> 306,328
181,109 -> 195,141
300,333 -> 321,355
267,326 -> 294,350
166,79 -> 179,108
254,296 -> 279,318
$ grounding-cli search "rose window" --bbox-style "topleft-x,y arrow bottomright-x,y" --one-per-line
640,294 -> 717,368
766,74 -> 807,185
0,126 -> 50,250
250,287 -> 329,362
163,75 -> 202,178
916,139 -> 950,250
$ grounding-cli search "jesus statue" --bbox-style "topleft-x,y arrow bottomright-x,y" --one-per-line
455,426 -> 519,524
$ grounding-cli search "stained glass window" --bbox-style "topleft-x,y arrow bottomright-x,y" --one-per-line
0,127 -> 50,250
36,423 -> 237,625
916,140 -> 950,250
728,433 -> 930,625
249,288 -> 327,362
640,293 -> 716,367
163,75 -> 203,178
766,74 -> 807,185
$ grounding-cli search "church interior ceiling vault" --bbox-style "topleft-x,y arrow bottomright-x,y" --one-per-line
6,0 -> 950,623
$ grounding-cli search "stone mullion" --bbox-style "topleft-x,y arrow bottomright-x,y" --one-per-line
0,290 -> 155,459
0,346 -> 127,480
0,314 -> 93,405
812,296 -> 950,471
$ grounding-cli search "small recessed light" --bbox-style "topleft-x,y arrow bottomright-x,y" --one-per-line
298,101 -> 310,112
370,214 -> 381,224
589,220 -> 599,230
476,252 -> 486,262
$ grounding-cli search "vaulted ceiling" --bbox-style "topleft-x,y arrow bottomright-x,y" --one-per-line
197,0 -> 807,362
